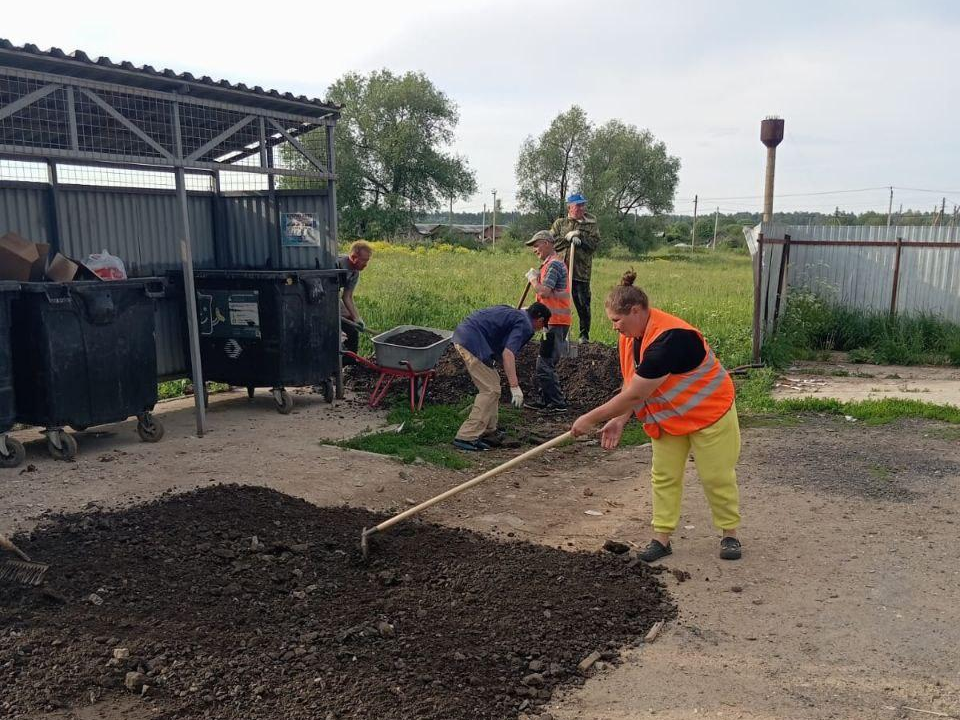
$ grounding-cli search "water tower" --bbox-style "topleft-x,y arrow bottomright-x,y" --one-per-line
760,117 -> 785,222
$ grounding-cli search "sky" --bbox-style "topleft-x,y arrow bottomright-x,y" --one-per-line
4,0 -> 959,216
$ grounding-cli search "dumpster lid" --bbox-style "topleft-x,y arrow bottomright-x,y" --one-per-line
192,269 -> 344,280
18,277 -> 166,292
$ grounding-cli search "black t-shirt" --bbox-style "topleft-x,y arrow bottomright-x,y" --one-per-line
634,329 -> 706,379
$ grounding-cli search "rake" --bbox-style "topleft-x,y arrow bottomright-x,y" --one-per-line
0,533 -> 49,586
361,431 -> 572,559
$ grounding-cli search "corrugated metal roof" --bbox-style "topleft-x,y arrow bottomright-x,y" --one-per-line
0,38 -> 340,117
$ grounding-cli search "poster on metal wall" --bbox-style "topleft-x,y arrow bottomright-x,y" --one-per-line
280,212 -> 322,247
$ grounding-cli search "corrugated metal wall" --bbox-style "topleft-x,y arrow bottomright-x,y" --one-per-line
0,182 -> 333,377
750,223 -> 960,342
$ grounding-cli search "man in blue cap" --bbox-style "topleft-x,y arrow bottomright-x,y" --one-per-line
551,193 -> 601,342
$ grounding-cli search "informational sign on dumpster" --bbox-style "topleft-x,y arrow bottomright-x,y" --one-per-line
196,290 -> 261,339
281,212 -> 322,247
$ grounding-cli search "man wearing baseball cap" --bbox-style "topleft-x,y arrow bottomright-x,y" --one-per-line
551,193 -> 601,342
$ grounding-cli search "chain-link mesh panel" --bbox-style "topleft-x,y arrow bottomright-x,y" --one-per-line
0,75 -> 71,150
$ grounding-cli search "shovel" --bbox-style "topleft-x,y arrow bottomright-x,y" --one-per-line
360,431 -> 572,558
0,533 -> 49,586
341,317 -> 380,335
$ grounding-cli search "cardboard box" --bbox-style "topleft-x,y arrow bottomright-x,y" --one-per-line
0,232 -> 42,282
45,252 -> 80,283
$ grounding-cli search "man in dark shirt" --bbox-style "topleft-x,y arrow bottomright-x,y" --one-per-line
337,241 -> 373,361
452,302 -> 551,451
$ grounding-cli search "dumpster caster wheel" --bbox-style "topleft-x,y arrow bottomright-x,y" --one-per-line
137,414 -> 165,443
0,437 -> 25,468
47,430 -> 77,461
322,379 -> 335,404
246,386 -> 255,399
273,388 -> 294,414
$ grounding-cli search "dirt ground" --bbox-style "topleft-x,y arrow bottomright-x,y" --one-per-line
774,358 -> 960,407
2,389 -> 960,720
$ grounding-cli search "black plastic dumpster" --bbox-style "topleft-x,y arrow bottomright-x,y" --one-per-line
0,282 -> 24,468
192,270 -> 343,413
11,278 -> 166,460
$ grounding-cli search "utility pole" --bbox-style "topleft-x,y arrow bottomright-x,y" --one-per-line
952,205 -> 958,227
491,189 -> 497,251
448,195 -> 453,233
712,206 -> 720,249
481,203 -> 486,244
887,186 -> 893,227
691,194 -> 698,245
897,203 -> 902,225
941,197 -> 947,226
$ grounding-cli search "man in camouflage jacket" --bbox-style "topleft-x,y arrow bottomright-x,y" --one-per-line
550,193 -> 601,341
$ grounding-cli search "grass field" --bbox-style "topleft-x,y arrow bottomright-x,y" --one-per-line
353,242 -> 755,368
342,242 -> 960,466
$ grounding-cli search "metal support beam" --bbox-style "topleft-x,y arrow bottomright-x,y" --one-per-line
326,123 -> 338,249
65,87 -> 79,151
79,88 -> 175,161
186,114 -> 256,162
752,233 -> 764,364
45,160 -> 63,255
268,118 -> 328,174
172,99 -> 207,436
0,83 -> 61,122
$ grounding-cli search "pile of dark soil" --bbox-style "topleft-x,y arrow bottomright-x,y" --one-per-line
0,486 -> 674,720
385,329 -> 444,348
347,340 -> 623,412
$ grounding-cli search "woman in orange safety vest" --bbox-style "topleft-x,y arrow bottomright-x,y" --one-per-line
571,271 -> 742,562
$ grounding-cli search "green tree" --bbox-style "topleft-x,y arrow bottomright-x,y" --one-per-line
514,106 -> 591,227
302,70 -> 477,238
581,120 -> 680,221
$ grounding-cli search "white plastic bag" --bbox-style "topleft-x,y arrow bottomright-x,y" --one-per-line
84,249 -> 127,280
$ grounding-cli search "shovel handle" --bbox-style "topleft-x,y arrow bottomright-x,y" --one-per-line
368,431 -> 573,537
516,282 -> 531,309
0,533 -> 32,562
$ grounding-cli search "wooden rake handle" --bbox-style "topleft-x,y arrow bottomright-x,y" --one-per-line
368,431 -> 573,537
0,533 -> 32,562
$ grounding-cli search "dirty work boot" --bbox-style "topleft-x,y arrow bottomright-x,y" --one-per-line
638,539 -> 672,563
452,438 -> 490,452
719,536 -> 742,560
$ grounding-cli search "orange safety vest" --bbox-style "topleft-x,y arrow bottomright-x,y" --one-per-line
618,308 -> 734,439
537,254 -> 573,326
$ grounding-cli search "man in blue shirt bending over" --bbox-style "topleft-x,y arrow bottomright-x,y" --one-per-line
451,302 -> 552,451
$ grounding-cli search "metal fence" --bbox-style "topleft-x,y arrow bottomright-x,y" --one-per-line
747,223 -> 960,360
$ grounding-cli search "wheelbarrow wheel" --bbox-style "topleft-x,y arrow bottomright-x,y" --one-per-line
275,389 -> 294,415
137,413 -> 165,443
47,430 -> 77,461
0,437 -> 25,468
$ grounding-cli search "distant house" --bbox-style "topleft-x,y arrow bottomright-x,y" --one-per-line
409,223 -> 508,244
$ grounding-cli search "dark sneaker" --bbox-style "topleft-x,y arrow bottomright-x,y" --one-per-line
523,399 -> 550,411
578,335 -> 589,343
480,430 -> 505,448
547,402 -> 569,414
638,539 -> 672,562
452,438 -> 490,452
719,536 -> 742,560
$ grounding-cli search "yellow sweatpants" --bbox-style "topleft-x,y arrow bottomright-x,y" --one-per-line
648,403 -> 741,534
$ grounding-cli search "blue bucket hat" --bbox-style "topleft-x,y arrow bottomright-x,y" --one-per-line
566,192 -> 586,204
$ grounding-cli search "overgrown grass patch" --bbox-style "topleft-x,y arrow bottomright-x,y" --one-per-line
763,293 -> 960,368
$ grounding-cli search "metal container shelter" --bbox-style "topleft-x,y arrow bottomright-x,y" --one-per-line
0,40 -> 341,434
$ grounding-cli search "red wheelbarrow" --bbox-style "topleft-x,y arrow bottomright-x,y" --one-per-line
343,325 -> 453,411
